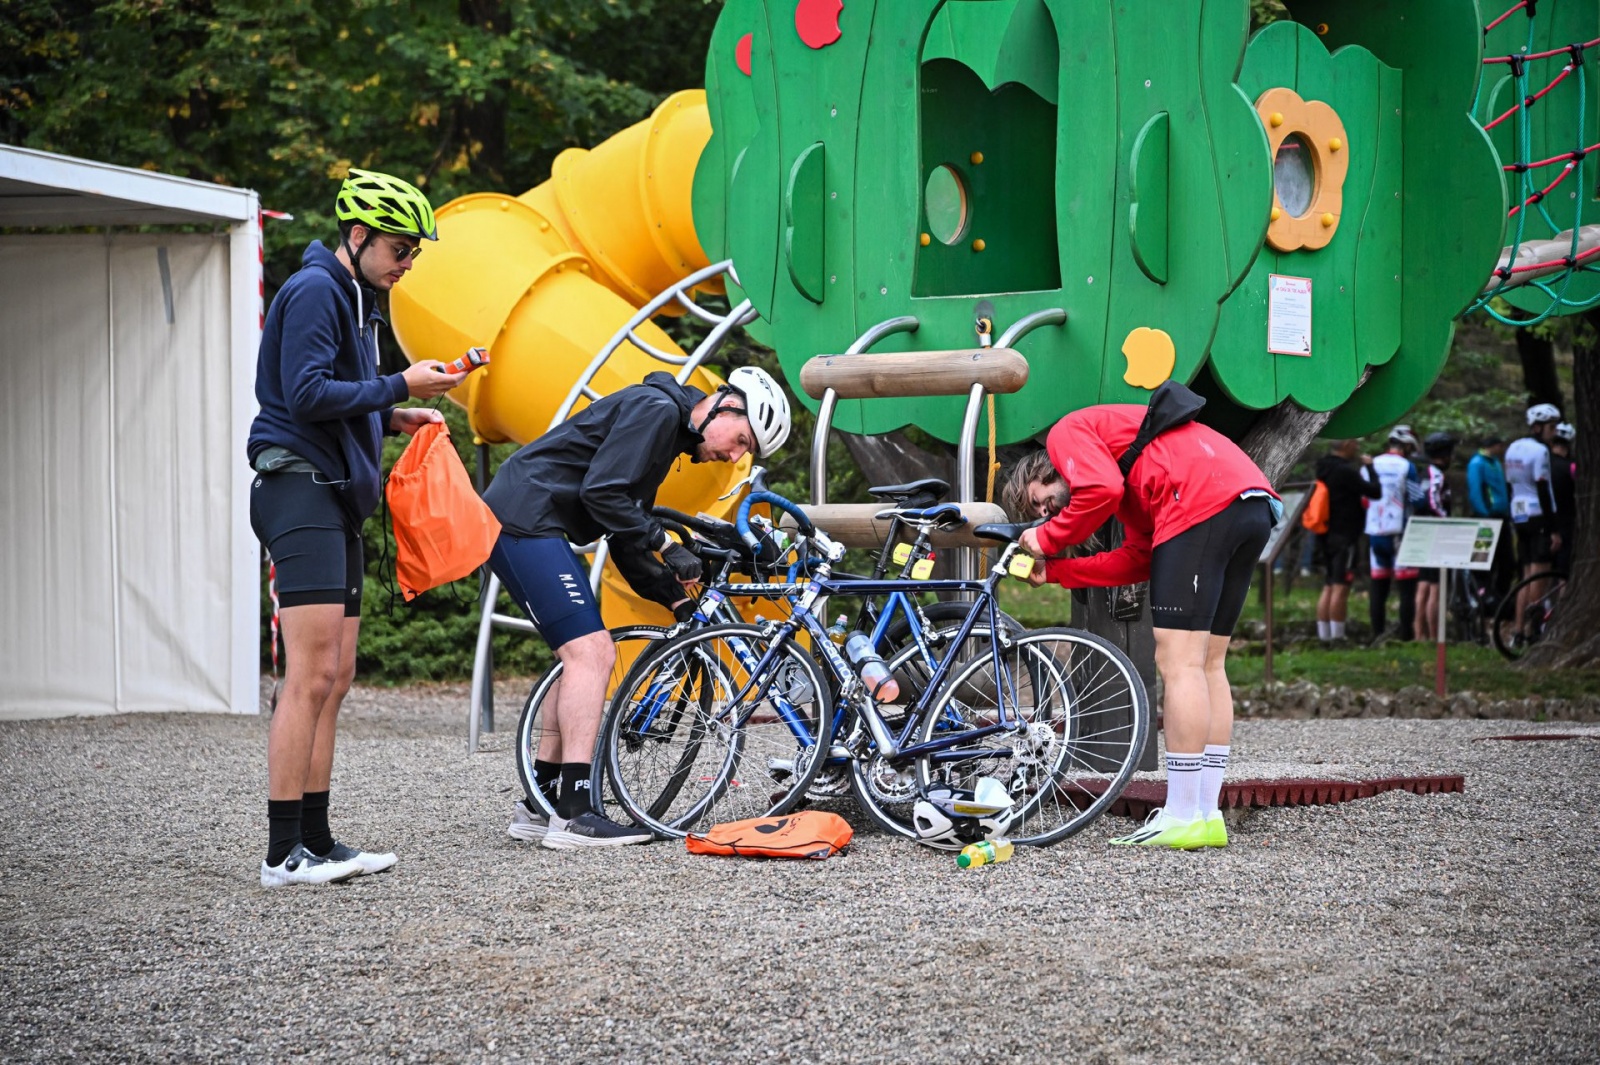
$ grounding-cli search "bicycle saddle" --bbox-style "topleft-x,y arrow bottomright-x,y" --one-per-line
867,477 -> 950,508
874,502 -> 966,528
972,521 -> 1037,543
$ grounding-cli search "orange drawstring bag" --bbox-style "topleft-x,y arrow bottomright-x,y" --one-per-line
386,421 -> 501,601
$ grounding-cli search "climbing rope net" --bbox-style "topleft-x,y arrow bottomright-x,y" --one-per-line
1470,0 -> 1600,324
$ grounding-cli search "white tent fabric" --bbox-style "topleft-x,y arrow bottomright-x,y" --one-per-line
1,233 -> 243,717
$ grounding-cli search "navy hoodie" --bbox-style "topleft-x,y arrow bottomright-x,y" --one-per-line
247,241 -> 409,522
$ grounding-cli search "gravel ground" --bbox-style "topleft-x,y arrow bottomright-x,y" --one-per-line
2,679 -> 1596,1064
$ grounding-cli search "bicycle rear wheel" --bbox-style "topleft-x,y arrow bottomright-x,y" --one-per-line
515,625 -> 667,819
914,626 -> 1150,848
601,623 -> 833,838
1491,572 -> 1568,660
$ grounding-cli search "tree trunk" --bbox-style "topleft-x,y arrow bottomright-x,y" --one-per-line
1237,395 -> 1337,486
838,430 -> 951,490
457,0 -> 509,187
1514,322 -> 1564,410
1524,310 -> 1600,669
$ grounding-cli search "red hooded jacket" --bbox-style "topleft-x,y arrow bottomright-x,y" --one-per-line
1036,405 -> 1275,588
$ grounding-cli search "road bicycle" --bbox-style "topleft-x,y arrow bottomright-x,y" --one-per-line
1491,570 -> 1568,660
598,489 -> 1151,848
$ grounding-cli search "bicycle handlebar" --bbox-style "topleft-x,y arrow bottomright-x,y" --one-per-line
736,490 -> 815,550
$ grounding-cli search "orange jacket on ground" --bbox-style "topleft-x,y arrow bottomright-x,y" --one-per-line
1036,405 -> 1275,588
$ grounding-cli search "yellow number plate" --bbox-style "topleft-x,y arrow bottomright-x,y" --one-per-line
1008,554 -> 1035,579
910,558 -> 935,579
892,543 -> 913,565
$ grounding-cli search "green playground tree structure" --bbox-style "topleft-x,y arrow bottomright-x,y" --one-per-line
690,0 -> 1599,445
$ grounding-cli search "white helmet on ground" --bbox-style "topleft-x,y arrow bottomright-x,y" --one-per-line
1554,422 -> 1576,442
911,784 -> 1016,851
1526,402 -> 1562,426
725,366 -> 792,458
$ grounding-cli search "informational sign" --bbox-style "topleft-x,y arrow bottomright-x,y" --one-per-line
1395,517 -> 1504,571
1267,274 -> 1313,356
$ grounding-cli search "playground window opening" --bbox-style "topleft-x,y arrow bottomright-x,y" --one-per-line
925,164 -> 970,244
1274,134 -> 1315,217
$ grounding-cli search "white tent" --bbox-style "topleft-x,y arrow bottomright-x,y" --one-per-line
0,145 -> 261,720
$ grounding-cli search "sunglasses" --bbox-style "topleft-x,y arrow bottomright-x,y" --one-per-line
385,239 -> 423,262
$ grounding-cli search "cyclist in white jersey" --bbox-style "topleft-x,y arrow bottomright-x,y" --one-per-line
1506,403 -> 1562,637
1363,426 -> 1424,641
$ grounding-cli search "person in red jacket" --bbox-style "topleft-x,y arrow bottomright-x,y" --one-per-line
1004,404 -> 1278,850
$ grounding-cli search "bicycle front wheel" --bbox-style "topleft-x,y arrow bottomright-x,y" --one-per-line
1491,571 -> 1568,660
601,623 -> 833,838
915,626 -> 1150,847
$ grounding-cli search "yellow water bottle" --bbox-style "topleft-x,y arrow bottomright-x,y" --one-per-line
826,614 -> 850,646
956,838 -> 1015,869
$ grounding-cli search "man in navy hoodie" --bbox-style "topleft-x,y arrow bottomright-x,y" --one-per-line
247,170 -> 465,887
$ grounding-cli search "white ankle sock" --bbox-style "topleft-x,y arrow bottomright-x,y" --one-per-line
1200,744 -> 1230,815
1331,621 -> 1346,639
1317,620 -> 1331,640
1165,752 -> 1203,821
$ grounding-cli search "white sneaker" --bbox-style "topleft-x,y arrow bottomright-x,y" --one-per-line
318,840 -> 398,875
508,799 -> 550,842
540,811 -> 653,850
260,843 -> 364,888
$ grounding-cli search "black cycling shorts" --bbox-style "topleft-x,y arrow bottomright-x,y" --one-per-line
1319,532 -> 1357,587
1148,496 -> 1275,635
250,471 -> 363,615
1514,517 -> 1555,567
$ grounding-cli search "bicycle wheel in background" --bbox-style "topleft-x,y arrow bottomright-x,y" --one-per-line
601,623 -> 834,838
1491,572 -> 1568,660
914,626 -> 1150,848
515,625 -> 668,819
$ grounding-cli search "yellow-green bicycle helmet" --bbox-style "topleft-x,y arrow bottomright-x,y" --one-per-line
335,168 -> 438,240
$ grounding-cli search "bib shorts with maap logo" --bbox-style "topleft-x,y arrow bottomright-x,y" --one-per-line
1147,495 -> 1276,635
489,536 -> 606,650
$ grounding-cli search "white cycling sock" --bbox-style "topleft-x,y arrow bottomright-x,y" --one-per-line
1331,620 -> 1346,640
1317,620 -> 1331,641
1165,752 -> 1204,822
1200,745 -> 1231,816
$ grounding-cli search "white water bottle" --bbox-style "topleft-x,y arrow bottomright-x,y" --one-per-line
844,632 -> 899,702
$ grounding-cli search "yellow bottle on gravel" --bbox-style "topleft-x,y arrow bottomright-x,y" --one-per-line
956,839 -> 1015,869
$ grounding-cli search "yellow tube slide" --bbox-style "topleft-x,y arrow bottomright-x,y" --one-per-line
390,90 -> 740,629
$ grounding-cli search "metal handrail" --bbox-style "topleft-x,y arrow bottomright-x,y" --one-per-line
469,261 -> 749,752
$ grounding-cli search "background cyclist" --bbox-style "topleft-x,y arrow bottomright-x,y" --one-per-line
1550,422 -> 1576,577
1505,404 -> 1562,640
1313,439 -> 1380,644
247,170 -> 466,888
483,367 -> 791,850
1362,426 -> 1424,643
1413,432 -> 1456,643
1004,403 -> 1278,851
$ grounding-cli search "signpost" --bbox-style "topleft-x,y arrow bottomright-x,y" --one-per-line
1395,517 -> 1504,695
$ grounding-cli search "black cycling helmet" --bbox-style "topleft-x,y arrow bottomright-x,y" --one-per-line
1423,431 -> 1457,459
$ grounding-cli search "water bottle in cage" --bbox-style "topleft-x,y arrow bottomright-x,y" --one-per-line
843,632 -> 899,702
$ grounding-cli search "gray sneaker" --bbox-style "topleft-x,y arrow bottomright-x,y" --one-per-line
540,811 -> 653,850
508,799 -> 550,842
260,843 -> 364,888
317,841 -> 397,876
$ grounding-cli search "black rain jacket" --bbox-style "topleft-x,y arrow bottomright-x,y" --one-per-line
482,372 -> 707,608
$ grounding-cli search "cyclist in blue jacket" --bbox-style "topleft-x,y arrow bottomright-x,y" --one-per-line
247,170 -> 465,887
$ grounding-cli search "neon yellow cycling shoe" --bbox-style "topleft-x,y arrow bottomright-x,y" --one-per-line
1204,811 -> 1229,848
1108,808 -> 1208,849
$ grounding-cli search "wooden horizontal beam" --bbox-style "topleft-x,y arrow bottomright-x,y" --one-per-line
798,348 -> 1029,400
779,502 -> 1010,549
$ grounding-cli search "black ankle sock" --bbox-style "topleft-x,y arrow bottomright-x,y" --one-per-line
300,790 -> 334,856
267,799 -> 303,866
534,759 -> 561,807
555,762 -> 594,819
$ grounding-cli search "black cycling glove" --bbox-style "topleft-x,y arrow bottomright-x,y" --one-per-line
672,600 -> 698,624
661,540 -> 703,583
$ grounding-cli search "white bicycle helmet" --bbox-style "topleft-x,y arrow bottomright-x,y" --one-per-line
911,783 -> 1016,851
1526,402 -> 1562,426
1387,424 -> 1419,451
1554,421 -> 1576,442
725,366 -> 792,458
